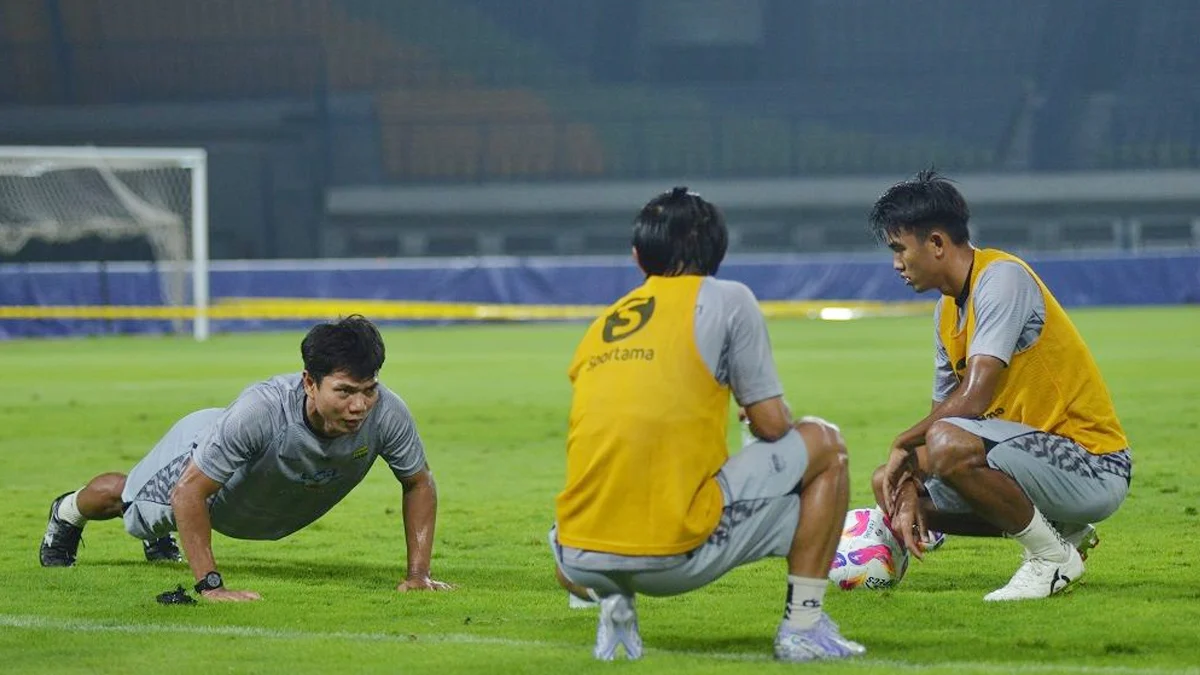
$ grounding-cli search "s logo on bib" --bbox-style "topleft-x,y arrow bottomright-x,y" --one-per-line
602,296 -> 656,343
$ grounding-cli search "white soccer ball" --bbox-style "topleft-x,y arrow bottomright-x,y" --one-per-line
827,506 -> 910,590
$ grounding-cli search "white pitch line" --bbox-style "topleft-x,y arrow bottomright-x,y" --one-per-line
0,614 -> 1194,675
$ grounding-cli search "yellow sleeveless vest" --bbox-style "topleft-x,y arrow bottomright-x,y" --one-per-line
556,275 -> 730,555
938,249 -> 1128,454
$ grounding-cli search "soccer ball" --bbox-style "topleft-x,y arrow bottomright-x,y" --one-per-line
827,506 -> 909,590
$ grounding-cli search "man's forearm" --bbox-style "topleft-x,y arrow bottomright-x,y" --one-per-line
895,389 -> 989,451
171,489 -> 218,582
401,477 -> 438,578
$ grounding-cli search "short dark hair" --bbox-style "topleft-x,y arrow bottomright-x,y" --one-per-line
632,186 -> 728,277
868,169 -> 971,245
301,314 -> 385,383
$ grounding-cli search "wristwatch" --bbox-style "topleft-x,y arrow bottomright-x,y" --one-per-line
194,571 -> 224,594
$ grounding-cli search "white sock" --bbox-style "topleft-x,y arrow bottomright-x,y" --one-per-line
783,575 -> 827,630
1011,507 -> 1069,562
56,490 -> 87,527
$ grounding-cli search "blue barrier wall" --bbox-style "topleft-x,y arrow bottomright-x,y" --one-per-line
2,251 -> 1197,338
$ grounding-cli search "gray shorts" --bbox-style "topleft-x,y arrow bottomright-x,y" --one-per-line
121,409 -> 221,540
551,429 -> 808,598
925,417 -> 1131,526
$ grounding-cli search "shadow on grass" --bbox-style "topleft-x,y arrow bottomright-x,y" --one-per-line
651,632 -> 768,655
92,556 -> 399,587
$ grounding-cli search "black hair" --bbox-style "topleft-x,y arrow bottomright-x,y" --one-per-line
632,186 -> 728,276
868,169 -> 971,245
300,314 -> 385,383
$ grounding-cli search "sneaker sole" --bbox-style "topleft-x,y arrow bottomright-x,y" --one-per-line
984,559 -> 1085,601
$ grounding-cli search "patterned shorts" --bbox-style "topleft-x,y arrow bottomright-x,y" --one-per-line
553,428 -> 809,598
924,417 -> 1131,525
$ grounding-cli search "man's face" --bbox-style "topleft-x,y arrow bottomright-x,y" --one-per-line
885,229 -> 941,293
303,370 -> 380,436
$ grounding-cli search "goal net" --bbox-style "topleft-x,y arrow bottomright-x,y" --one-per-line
0,146 -> 209,339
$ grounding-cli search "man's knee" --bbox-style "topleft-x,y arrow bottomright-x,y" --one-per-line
926,420 -> 987,480
793,416 -> 848,473
79,472 -> 128,518
88,472 -> 127,495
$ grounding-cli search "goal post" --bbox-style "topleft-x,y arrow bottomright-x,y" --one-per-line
0,145 -> 209,340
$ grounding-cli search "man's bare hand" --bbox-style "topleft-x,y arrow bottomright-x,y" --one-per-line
200,588 -> 262,602
887,477 -> 927,561
396,575 -> 455,592
880,446 -> 919,514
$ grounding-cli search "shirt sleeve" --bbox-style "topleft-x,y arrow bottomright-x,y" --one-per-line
376,389 -> 428,480
969,262 -> 1041,365
724,282 -> 785,407
932,302 -> 957,402
191,389 -> 274,484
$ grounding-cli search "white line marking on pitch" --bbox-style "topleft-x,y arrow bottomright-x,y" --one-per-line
0,614 -> 1193,674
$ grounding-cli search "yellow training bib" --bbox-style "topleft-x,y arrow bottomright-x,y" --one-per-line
556,275 -> 730,555
938,249 -> 1128,454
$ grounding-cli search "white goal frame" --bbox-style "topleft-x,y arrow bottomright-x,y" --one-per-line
0,145 -> 210,340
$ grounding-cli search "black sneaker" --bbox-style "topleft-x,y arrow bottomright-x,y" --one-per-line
40,492 -> 83,567
143,535 -> 183,562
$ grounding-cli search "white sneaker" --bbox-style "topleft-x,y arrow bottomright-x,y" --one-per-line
984,545 -> 1084,601
594,594 -> 642,660
774,614 -> 867,662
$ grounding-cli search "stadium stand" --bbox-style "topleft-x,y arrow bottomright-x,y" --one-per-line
2,0 -> 1200,182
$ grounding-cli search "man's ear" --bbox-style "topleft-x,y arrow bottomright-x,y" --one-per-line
928,231 -> 946,257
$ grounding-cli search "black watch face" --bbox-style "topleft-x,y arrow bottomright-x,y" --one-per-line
204,572 -> 222,589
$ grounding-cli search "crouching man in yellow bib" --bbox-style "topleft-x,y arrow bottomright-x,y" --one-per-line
549,187 -> 866,663
869,171 -> 1132,601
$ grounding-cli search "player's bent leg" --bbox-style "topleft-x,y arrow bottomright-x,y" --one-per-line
772,418 -> 864,661
925,421 -> 1035,532
547,526 -> 639,659
789,418 -> 849,578
926,419 -> 1084,601
986,438 -> 1128,571
77,472 -> 127,519
40,472 -> 128,567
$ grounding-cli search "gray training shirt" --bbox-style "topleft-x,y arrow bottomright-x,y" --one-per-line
694,276 -> 785,406
130,373 -> 426,541
933,261 -> 1046,402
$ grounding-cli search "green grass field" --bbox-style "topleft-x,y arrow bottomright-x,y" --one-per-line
2,307 -> 1199,674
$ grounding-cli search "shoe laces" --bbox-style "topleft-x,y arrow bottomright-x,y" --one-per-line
1009,555 -> 1059,586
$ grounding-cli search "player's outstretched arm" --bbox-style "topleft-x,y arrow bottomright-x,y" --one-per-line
396,465 -> 453,592
170,460 -> 261,602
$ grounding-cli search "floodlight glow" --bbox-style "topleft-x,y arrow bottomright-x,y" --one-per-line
819,307 -> 857,321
